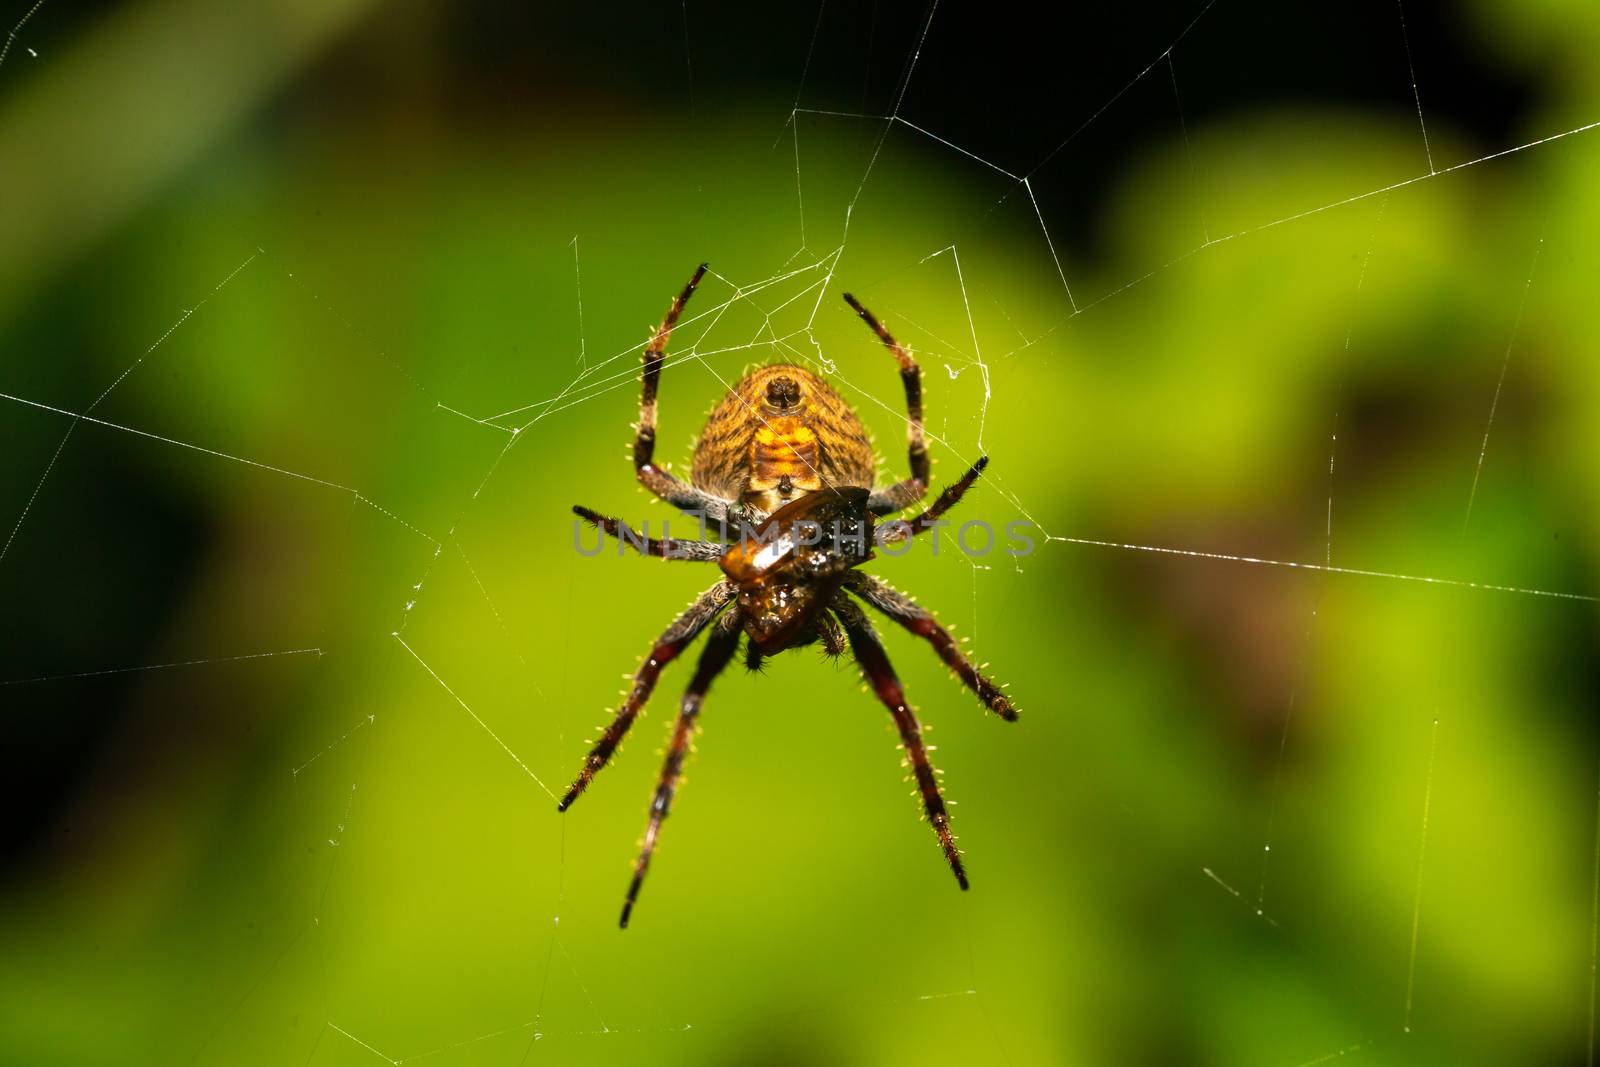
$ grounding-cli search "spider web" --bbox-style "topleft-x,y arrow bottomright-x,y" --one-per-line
2,1 -> 1599,1064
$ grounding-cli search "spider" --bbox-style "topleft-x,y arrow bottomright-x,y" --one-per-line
562,264 -> 1018,927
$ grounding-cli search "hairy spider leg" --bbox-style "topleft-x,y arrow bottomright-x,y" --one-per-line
572,505 -> 726,561
634,264 -> 740,537
620,611 -> 743,927
841,293 -> 930,516
833,597 -> 968,890
844,571 -> 1017,721
558,581 -> 735,812
876,456 -> 989,546
815,609 -> 847,658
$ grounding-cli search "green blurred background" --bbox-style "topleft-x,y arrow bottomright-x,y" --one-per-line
3,1 -> 1600,1063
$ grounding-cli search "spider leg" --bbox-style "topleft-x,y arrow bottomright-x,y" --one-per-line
816,609 -> 847,659
635,264 -> 740,537
620,609 -> 743,927
832,596 -> 968,890
558,580 -> 735,812
573,505 -> 727,561
875,456 -> 988,547
843,572 -> 1017,721
842,293 -> 929,516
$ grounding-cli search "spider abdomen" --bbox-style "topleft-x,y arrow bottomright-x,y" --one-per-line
752,420 -> 819,484
690,364 -> 875,517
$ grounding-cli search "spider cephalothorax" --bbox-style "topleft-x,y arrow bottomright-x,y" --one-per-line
564,264 -> 1018,927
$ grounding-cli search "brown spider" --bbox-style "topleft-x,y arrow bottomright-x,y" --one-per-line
562,264 -> 1018,927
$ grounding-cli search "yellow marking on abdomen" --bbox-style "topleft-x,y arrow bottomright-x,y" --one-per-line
752,424 -> 819,481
